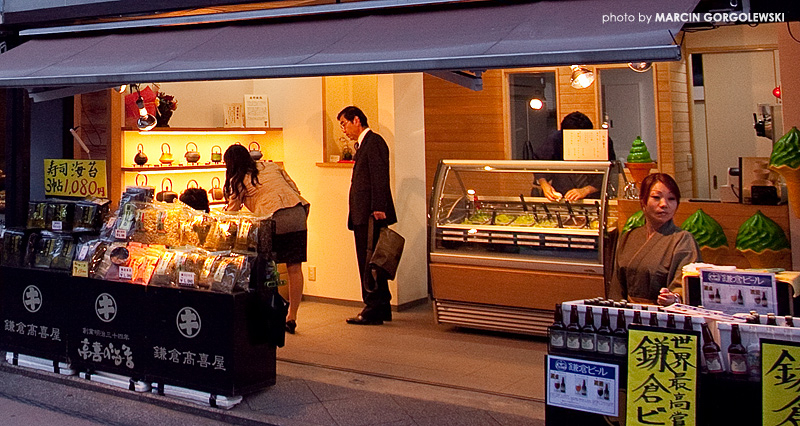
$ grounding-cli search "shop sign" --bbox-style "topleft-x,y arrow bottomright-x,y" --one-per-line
546,355 -> 619,416
762,339 -> 800,426
43,159 -> 108,198
700,269 -> 776,315
627,326 -> 698,426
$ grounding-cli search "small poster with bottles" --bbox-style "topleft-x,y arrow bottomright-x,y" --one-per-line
626,325 -> 699,426
546,355 -> 619,416
700,269 -> 776,316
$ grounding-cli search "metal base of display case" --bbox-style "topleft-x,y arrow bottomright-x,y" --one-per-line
80,370 -> 150,392
434,299 -> 551,336
151,382 -> 243,409
5,352 -> 76,376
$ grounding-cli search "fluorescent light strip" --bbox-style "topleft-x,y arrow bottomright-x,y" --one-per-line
138,130 -> 267,135
131,168 -> 226,175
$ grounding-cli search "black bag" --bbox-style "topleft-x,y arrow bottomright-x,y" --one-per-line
366,216 -> 405,281
247,256 -> 288,347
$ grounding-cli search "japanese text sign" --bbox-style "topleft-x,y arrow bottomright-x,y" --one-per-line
627,326 -> 699,426
701,269 -> 776,315
762,339 -> 800,426
44,159 -> 107,198
563,129 -> 609,161
546,355 -> 619,416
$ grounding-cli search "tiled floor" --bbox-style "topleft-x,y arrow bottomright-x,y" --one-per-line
277,300 -> 547,401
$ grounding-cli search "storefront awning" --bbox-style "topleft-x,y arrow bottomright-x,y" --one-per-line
0,0 -> 699,88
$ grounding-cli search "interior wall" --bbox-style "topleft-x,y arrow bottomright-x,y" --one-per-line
30,98 -> 65,200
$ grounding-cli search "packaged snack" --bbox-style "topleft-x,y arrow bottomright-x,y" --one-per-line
73,198 -> 111,233
132,202 -> 184,247
205,252 -> 252,294
204,215 -> 239,251
27,201 -> 47,229
45,200 -> 75,232
150,249 -> 178,287
1,228 -> 28,267
49,234 -> 76,270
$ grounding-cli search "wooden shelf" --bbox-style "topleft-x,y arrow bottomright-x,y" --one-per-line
122,164 -> 226,172
121,127 -> 281,133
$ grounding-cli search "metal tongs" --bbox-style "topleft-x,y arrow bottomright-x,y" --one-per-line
563,200 -> 586,228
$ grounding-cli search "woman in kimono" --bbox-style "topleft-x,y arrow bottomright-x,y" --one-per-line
609,173 -> 700,305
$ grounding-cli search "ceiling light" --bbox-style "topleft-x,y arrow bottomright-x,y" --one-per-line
628,62 -> 652,73
570,65 -> 595,89
114,85 -> 128,93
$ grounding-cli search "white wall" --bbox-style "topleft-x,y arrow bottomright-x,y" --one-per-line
157,75 -> 428,307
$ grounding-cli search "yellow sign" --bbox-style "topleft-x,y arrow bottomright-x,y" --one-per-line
762,340 -> 800,426
44,159 -> 107,198
627,327 -> 698,426
72,261 -> 88,277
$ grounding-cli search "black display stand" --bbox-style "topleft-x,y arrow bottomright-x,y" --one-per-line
0,266 -> 277,397
0,267 -> 71,364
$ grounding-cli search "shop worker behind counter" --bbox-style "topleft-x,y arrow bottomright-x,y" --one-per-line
338,106 -> 397,326
223,144 -> 310,335
608,173 -> 701,306
532,111 -> 616,201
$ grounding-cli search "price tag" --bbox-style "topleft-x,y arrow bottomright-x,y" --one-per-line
78,245 -> 89,260
43,159 -> 108,198
52,221 -> 63,231
107,217 -> 116,228
178,271 -> 196,287
114,229 -> 128,240
72,261 -> 89,277
118,266 -> 133,280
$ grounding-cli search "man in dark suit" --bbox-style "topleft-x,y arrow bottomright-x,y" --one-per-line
338,106 -> 397,325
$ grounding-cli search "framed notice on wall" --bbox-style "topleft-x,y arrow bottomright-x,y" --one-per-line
563,129 -> 609,160
244,94 -> 269,127
223,103 -> 244,128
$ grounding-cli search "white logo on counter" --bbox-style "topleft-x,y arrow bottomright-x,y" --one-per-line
95,293 -> 117,323
23,286 -> 42,313
177,307 -> 201,339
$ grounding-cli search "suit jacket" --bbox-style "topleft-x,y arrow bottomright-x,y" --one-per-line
348,130 -> 397,230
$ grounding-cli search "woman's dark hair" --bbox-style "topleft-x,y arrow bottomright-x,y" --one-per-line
337,106 -> 369,128
179,188 -> 210,213
561,111 -> 594,130
640,173 -> 681,207
224,144 -> 259,200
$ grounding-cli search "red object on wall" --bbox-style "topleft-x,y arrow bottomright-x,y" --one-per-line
773,86 -> 782,99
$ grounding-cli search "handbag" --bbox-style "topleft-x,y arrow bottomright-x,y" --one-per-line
366,216 -> 405,282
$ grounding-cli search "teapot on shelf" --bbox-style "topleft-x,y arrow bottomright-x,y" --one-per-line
134,144 -> 148,166
211,145 -> 223,163
156,178 -> 178,203
158,143 -> 174,165
249,141 -> 263,161
209,176 -> 224,201
184,142 -> 201,164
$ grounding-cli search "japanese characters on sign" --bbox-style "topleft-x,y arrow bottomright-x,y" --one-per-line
627,327 -> 699,426
546,355 -> 619,416
762,339 -> 800,426
700,269 -> 776,315
43,159 -> 107,198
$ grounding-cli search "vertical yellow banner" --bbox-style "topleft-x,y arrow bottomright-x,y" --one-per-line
762,340 -> 800,426
626,327 -> 698,426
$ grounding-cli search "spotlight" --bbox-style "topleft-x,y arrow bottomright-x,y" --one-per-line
133,84 -> 156,131
570,65 -> 595,89
628,62 -> 653,73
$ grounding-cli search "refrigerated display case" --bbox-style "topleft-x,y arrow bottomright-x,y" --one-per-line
429,160 -> 618,335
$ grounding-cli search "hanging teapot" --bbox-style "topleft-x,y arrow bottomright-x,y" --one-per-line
249,141 -> 263,161
185,142 -> 201,164
134,144 -> 148,166
159,143 -> 174,165
156,178 -> 178,203
209,177 -> 224,201
211,145 -> 222,163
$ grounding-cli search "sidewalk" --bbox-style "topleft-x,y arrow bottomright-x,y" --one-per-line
1,300 -> 548,425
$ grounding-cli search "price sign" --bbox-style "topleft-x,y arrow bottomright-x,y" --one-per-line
627,326 -> 699,426
701,269 -> 776,315
178,271 -> 195,287
72,261 -> 89,277
44,159 -> 107,198
118,266 -> 133,280
114,229 -> 128,240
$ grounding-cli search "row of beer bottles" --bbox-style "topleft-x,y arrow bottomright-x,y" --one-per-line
702,322 -> 761,376
549,304 -> 695,356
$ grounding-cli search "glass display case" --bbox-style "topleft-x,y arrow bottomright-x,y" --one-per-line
428,160 -> 618,335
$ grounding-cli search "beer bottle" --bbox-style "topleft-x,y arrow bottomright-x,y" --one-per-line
714,288 -> 721,303
786,316 -> 795,327
751,311 -> 761,325
737,289 -> 744,305
683,315 -> 693,331
596,308 -> 613,355
549,303 -> 566,350
762,290 -> 768,307
727,324 -> 748,375
701,322 -> 723,373
560,376 -> 566,393
580,306 -> 597,352
612,309 -> 628,357
648,312 -> 659,327
603,383 -> 610,400
747,342 -> 761,377
632,310 -> 642,325
666,314 -> 676,329
767,313 -> 777,326
566,305 -> 581,351
581,379 -> 587,396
